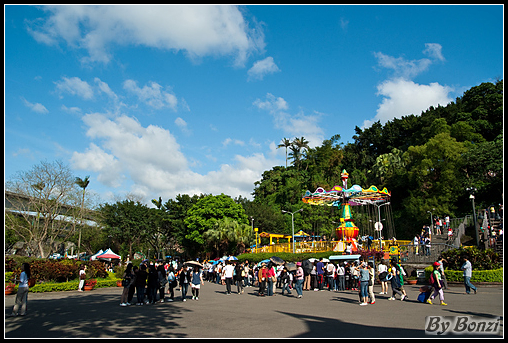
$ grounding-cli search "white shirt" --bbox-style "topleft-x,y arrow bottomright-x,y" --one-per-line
224,264 -> 235,278
378,264 -> 388,274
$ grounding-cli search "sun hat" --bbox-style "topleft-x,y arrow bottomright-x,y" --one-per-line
296,262 -> 302,266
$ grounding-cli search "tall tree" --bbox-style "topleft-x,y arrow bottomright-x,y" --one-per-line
5,160 -> 79,257
75,175 -> 90,255
277,137 -> 292,168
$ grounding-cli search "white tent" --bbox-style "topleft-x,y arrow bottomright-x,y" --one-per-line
96,248 -> 121,260
90,249 -> 103,261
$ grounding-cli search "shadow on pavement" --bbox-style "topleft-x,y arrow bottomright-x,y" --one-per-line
276,311 -> 425,338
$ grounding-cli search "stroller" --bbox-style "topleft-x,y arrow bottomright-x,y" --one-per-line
417,285 -> 433,303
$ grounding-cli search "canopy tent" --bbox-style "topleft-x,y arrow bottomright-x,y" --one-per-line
90,249 -> 104,261
96,248 -> 121,260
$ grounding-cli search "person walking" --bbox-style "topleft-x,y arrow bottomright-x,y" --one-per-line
146,264 -> 158,304
135,264 -> 148,305
377,261 -> 388,295
356,262 -> 370,306
223,262 -> 235,295
157,264 -> 167,303
9,263 -> 31,317
257,263 -> 267,296
427,262 -> 447,305
127,265 -> 138,305
234,262 -> 244,294
461,256 -> 477,294
120,263 -> 135,306
179,265 -> 191,301
336,262 -> 345,291
78,265 -> 87,292
190,266 -> 204,300
294,262 -> 304,298
280,268 -> 292,296
316,258 -> 325,291
266,262 -> 276,296
367,262 -> 376,304
166,265 -> 176,302
436,256 -> 448,289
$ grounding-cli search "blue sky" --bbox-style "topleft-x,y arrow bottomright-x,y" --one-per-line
4,5 -> 503,206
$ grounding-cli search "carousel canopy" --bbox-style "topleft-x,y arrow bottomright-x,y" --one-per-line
302,184 -> 390,206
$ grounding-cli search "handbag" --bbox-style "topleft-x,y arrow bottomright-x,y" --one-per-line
28,278 -> 36,287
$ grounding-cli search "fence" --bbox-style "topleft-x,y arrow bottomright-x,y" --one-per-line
251,239 -> 412,255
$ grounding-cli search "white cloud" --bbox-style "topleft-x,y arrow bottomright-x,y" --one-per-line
61,105 -> 82,114
21,97 -> 49,114
423,43 -> 445,62
247,56 -> 280,81
253,93 -> 324,148
174,117 -> 190,134
94,77 -> 118,100
28,5 -> 265,66
54,76 -> 94,100
222,138 -> 245,147
71,112 -> 273,202
253,93 -> 288,113
123,80 -> 178,110
362,78 -> 453,128
365,44 -> 452,128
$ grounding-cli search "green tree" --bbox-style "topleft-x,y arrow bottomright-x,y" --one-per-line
183,194 -> 248,257
98,200 -> 153,260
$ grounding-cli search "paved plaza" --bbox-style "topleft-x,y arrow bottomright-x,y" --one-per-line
5,282 -> 503,338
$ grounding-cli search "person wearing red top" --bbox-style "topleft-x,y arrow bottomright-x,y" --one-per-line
266,263 -> 276,296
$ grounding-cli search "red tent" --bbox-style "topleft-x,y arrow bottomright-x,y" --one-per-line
96,248 -> 121,259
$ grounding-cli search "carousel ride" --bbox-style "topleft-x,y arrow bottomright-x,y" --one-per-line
302,170 -> 391,253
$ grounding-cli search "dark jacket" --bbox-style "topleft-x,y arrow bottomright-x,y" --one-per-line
135,269 -> 147,287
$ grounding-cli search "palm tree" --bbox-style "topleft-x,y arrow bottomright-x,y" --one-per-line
277,137 -> 292,168
204,218 -> 235,257
291,137 -> 310,170
152,196 -> 163,210
75,176 -> 90,255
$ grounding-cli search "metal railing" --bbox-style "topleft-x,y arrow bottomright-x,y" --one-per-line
251,239 -> 412,255
398,243 -> 456,263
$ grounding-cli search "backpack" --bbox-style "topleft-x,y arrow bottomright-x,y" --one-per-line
429,271 -> 435,285
159,272 -> 168,287
122,273 -> 132,287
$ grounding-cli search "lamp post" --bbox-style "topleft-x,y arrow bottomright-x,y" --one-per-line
466,187 -> 480,247
426,208 -> 435,235
250,216 -> 254,231
282,209 -> 303,254
372,202 -> 390,240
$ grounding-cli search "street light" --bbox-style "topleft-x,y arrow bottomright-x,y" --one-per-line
250,216 -> 254,231
426,208 -> 435,235
282,209 -> 303,254
372,202 -> 390,240
466,187 -> 480,247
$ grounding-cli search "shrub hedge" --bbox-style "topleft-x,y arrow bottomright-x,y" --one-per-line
424,266 -> 503,283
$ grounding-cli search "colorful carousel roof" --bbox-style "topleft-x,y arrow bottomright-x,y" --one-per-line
302,185 -> 390,206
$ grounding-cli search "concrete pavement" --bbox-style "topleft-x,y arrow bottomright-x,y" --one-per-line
5,282 -> 503,338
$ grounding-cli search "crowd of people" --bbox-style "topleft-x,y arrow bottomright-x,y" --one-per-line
114,256 -> 443,307
6,252 -> 483,317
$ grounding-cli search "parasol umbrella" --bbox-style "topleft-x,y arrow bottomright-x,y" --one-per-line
257,259 -> 271,267
270,256 -> 284,265
285,262 -> 297,272
227,256 -> 239,262
302,259 -> 313,274
184,260 -> 203,269
322,258 -> 330,263
308,258 -> 317,263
